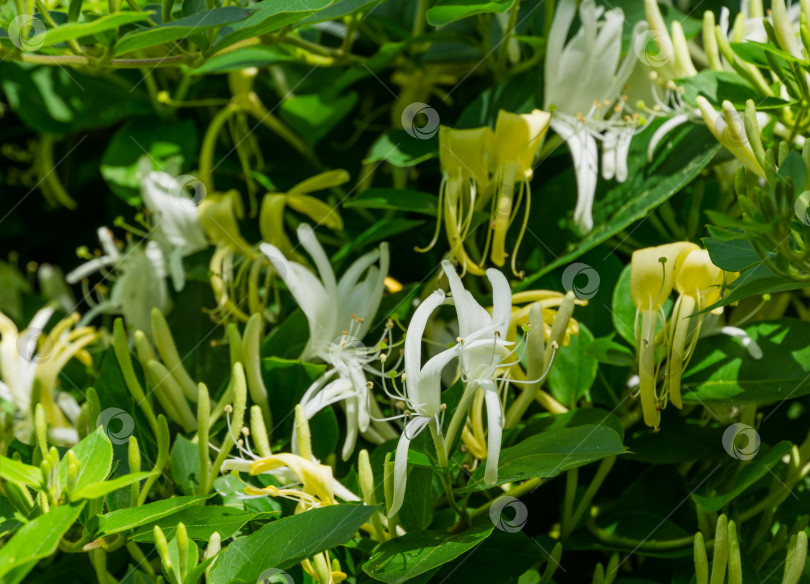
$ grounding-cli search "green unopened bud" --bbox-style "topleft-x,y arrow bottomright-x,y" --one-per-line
785,532 -> 808,584
744,101 -> 767,173
710,515 -> 729,584
114,319 -> 159,437
4,480 -> 34,514
313,552 -> 332,584
295,404 -> 313,460
227,322 -> 243,367
727,521 -> 742,584
176,522 -> 189,580
545,291 -> 576,365
129,436 -> 141,504
243,314 -> 271,430
147,360 -> 197,432
773,0 -> 801,56
694,531 -> 709,584
66,450 -> 81,494
703,11 -> 721,70
205,531 -> 221,581
358,449 -> 375,505
593,563 -> 605,584
154,525 -> 172,572
152,308 -> 198,403
133,330 -> 157,366
34,403 -> 48,459
383,451 -> 395,517
527,302 -> 546,381
539,542 -> 563,584
197,383 -> 210,495
249,405 -> 272,458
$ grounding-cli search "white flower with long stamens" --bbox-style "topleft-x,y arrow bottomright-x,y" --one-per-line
66,227 -> 170,333
544,0 -> 647,234
388,289 -> 458,517
441,260 -> 513,486
140,166 -> 208,292
261,224 -> 394,459
0,305 -> 99,445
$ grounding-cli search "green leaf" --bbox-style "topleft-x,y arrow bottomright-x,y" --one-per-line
693,441 -> 793,512
683,320 -> 810,405
363,524 -> 493,584
585,335 -> 634,367
518,123 -> 720,290
547,322 -> 597,407
115,7 -> 251,55
58,428 -> 113,500
426,0 -> 514,27
703,235 -> 763,272
130,506 -> 277,542
464,424 -> 627,491
207,504 -> 376,584
676,70 -> 787,110
301,0 -> 382,23
189,45 -> 296,74
212,0 -> 333,52
100,118 -> 198,206
365,130 -> 438,167
0,456 -> 42,487
36,12 -> 153,47
71,471 -> 152,501
0,63 -> 153,135
706,262 -> 806,309
344,188 -> 438,215
97,495 -> 210,535
279,91 -> 358,147
0,502 -> 86,582
170,435 -> 202,496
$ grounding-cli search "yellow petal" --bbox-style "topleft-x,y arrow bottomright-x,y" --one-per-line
491,109 -> 551,178
439,125 -> 492,187
288,169 -> 351,197
630,242 -> 699,311
286,194 -> 343,231
674,249 -> 724,304
250,453 -> 335,504
199,191 -> 252,255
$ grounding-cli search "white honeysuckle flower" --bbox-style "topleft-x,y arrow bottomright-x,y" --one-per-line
389,289 -> 459,517
0,305 -> 98,445
66,227 -> 170,333
544,0 -> 647,234
140,165 -> 209,292
261,224 -> 393,459
442,260 -> 512,485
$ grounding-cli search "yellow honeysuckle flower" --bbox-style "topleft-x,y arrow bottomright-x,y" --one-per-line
489,110 -> 551,274
666,249 -> 729,409
259,170 -> 348,260
631,242 -> 698,429
199,190 -> 253,256
249,452 -> 336,510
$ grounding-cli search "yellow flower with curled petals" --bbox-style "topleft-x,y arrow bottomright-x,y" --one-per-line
630,241 -> 698,429
666,249 -> 730,409
489,109 -> 551,275
199,190 -> 253,257
259,170 -> 348,261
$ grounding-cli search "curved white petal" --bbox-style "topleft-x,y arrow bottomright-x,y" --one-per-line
388,416 -> 431,517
